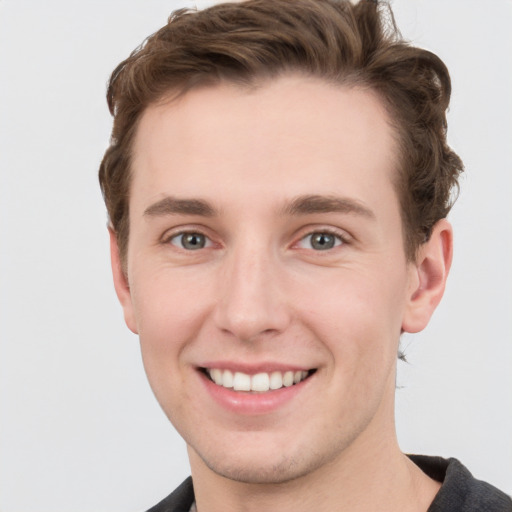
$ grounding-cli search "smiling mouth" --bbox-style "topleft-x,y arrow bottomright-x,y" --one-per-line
201,368 -> 316,392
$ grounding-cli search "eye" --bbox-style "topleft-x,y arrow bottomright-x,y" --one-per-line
169,232 -> 212,250
298,231 -> 344,251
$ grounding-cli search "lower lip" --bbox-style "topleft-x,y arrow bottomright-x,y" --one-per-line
199,371 -> 312,415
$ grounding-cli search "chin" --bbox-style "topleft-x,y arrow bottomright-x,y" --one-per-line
202,454 -> 315,485
189,436 -> 344,485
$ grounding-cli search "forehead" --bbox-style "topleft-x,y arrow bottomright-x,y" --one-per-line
130,75 -> 399,215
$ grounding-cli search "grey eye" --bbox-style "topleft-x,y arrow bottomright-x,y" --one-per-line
310,233 -> 335,250
171,232 -> 208,250
299,232 -> 342,251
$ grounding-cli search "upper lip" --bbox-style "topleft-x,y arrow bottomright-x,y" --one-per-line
197,361 -> 315,374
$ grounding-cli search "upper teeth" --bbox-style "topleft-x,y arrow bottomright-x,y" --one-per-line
207,369 -> 309,392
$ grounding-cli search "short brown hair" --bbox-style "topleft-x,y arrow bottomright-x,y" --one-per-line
99,0 -> 463,266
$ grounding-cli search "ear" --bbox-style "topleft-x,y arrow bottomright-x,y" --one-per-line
402,219 -> 453,333
109,228 -> 138,334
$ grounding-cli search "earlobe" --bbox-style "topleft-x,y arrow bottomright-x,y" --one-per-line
109,228 -> 139,334
402,219 -> 453,334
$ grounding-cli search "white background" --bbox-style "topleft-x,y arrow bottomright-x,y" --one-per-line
0,1 -> 511,511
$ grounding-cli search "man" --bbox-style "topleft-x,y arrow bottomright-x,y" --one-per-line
98,0 -> 511,510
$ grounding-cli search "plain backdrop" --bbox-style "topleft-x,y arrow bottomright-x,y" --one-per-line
0,1 -> 511,511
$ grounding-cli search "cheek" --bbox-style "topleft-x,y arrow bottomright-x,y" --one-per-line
297,269 -> 407,371
129,271 -> 209,376
129,277 -> 206,421
131,263 -> 211,335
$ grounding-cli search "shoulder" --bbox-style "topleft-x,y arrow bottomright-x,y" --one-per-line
145,477 -> 195,512
410,455 -> 512,512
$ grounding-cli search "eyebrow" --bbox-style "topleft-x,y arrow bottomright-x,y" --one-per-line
282,194 -> 375,219
144,196 -> 217,217
143,194 -> 375,220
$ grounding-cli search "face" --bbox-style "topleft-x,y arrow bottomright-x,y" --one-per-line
112,75 -> 440,484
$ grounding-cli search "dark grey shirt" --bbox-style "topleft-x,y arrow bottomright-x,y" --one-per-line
146,456 -> 512,512
409,455 -> 511,512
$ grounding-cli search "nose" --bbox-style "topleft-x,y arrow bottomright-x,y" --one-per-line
213,245 -> 291,342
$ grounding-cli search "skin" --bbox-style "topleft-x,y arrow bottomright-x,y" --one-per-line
111,75 -> 452,511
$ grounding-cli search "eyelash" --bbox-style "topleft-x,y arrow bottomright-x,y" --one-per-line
295,228 -> 349,251
165,230 -> 214,251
